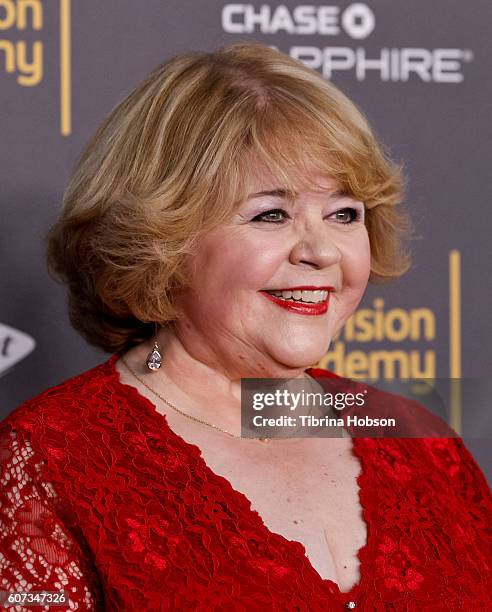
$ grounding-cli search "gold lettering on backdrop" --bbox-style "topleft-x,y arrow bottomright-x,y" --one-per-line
317,298 -> 437,384
0,0 -> 43,86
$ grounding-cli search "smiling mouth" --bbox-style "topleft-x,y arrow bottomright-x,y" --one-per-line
258,286 -> 334,316
260,286 -> 333,304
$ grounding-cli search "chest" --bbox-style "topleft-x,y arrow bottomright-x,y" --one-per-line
52,406 -> 490,610
196,436 -> 367,591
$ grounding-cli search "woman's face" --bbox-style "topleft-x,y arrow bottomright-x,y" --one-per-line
174,165 -> 371,377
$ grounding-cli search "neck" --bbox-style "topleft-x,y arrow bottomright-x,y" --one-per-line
123,324 -> 326,434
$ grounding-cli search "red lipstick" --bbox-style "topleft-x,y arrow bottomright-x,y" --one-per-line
266,286 -> 334,291
260,287 -> 333,316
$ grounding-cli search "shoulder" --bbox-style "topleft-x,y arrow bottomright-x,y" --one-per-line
1,354 -> 120,439
309,367 -> 457,437
0,354 -> 138,502
309,367 -> 491,492
419,437 -> 492,499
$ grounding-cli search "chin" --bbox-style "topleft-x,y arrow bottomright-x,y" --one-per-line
270,338 -> 329,369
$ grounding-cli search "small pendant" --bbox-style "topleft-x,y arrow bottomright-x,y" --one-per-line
146,343 -> 162,371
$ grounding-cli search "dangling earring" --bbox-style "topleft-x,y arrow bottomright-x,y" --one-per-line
146,324 -> 162,371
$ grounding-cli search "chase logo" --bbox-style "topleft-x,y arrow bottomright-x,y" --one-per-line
0,322 -> 36,377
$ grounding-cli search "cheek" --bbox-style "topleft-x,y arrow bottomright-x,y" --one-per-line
340,230 -> 371,289
194,230 -> 285,291
328,231 -> 370,335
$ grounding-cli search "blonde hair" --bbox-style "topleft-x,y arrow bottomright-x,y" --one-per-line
47,42 -> 412,353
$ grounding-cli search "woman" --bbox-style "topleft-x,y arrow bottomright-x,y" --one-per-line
0,43 -> 490,611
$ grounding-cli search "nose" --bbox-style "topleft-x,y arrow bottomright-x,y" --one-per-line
288,221 -> 342,270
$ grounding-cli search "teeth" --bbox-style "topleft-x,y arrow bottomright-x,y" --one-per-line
267,289 -> 329,303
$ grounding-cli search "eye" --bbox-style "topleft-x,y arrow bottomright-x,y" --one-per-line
251,208 -> 289,223
330,207 -> 362,224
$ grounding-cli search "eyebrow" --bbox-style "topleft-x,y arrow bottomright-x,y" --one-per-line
247,188 -> 291,200
246,188 -> 346,200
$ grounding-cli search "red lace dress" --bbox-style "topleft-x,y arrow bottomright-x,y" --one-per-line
0,355 -> 491,611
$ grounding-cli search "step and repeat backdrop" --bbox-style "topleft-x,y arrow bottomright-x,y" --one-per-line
0,1 -> 491,480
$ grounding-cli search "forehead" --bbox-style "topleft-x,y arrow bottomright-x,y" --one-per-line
245,159 -> 341,198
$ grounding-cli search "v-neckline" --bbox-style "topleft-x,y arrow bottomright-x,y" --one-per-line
108,354 -> 373,603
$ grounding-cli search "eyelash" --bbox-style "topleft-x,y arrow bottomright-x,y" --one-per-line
251,207 -> 363,225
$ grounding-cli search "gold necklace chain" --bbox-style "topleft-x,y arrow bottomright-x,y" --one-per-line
120,356 -> 250,440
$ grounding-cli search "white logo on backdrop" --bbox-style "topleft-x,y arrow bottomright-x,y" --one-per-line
222,3 -> 474,82
222,3 -> 375,38
0,323 -> 36,377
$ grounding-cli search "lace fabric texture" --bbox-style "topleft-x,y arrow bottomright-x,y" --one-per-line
0,355 -> 491,611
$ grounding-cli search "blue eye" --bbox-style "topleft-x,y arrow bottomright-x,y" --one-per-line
251,209 -> 288,223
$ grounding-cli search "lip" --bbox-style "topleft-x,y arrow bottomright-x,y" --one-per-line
263,285 -> 334,291
259,288 -> 332,316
